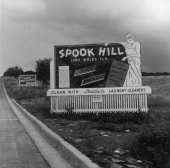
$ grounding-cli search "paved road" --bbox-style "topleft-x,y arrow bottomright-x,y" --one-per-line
0,79 -> 50,168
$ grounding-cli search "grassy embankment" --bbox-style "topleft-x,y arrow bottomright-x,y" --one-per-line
3,76 -> 170,168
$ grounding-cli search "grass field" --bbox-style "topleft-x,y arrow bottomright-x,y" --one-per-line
3,76 -> 170,168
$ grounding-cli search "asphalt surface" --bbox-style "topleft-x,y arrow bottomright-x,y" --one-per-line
0,79 -> 51,168
0,78 -> 74,168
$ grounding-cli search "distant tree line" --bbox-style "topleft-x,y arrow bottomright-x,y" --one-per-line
3,59 -> 170,86
3,66 -> 24,77
23,70 -> 36,75
142,72 -> 170,76
3,66 -> 36,77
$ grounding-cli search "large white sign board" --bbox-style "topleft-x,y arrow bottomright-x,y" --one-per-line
19,75 -> 37,86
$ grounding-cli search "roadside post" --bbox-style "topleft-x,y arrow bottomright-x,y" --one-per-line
18,74 -> 37,91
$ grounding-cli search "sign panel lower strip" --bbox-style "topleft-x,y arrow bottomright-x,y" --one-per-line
47,86 -> 151,96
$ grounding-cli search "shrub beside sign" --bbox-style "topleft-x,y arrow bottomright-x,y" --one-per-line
19,75 -> 37,86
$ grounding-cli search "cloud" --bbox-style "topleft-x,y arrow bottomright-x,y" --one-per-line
39,0 -> 170,44
141,0 -> 170,26
1,0 -> 46,20
3,0 -> 170,41
1,0 -> 170,75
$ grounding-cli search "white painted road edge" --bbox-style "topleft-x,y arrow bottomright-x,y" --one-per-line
3,83 -> 100,168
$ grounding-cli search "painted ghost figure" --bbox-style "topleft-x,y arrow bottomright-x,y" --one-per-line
121,33 -> 142,86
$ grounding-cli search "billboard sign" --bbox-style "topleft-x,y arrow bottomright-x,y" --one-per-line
54,33 -> 142,88
19,75 -> 37,86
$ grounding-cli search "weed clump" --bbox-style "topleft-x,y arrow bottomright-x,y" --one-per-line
98,112 -> 148,124
131,122 -> 170,168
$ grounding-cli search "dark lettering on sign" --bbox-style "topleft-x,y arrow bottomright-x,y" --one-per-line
68,90 -> 79,94
84,88 -> 105,94
51,90 -> 65,94
127,88 -> 146,92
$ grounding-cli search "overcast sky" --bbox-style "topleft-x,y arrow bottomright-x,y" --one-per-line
1,0 -> 170,76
